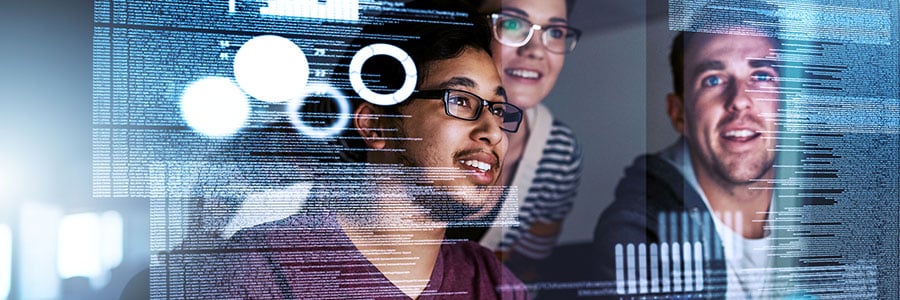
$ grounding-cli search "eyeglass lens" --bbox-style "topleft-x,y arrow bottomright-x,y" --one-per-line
500,105 -> 523,132
492,14 -> 578,53
444,90 -> 522,132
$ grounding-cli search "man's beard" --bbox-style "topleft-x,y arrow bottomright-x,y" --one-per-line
394,143 -> 503,224
713,111 -> 777,184
407,185 -> 483,223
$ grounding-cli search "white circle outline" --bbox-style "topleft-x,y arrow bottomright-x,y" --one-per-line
287,83 -> 351,139
348,43 -> 417,106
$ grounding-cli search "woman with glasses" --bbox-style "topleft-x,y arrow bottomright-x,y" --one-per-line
464,0 -> 584,282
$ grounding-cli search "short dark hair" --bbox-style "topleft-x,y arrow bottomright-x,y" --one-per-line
370,0 -> 492,91
331,0 -> 493,162
668,0 -> 779,96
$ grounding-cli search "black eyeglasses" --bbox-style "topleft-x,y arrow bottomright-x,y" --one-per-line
411,89 -> 523,133
489,13 -> 581,54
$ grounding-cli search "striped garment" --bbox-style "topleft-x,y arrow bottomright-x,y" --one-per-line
498,118 -> 582,259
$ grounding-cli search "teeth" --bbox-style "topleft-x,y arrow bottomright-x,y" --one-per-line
460,160 -> 492,172
725,130 -> 756,138
508,69 -> 539,79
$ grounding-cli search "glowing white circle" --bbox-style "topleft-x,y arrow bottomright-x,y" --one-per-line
180,77 -> 249,137
287,83 -> 351,139
348,43 -> 417,106
233,35 -> 309,103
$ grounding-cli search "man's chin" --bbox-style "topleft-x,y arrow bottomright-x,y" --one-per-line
445,202 -> 499,228
718,162 -> 775,184
428,203 -> 483,224
411,185 -> 503,225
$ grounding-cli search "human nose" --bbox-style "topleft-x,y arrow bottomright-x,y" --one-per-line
516,27 -> 547,59
725,77 -> 754,112
471,105 -> 504,146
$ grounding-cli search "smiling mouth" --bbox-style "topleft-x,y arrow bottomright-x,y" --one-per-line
459,159 -> 492,173
506,69 -> 541,80
722,129 -> 761,142
454,149 -> 499,185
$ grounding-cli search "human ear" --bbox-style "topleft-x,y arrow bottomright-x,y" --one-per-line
353,103 -> 388,150
666,93 -> 686,134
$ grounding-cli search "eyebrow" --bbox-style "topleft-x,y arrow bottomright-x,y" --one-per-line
691,58 -> 777,76
690,60 -> 725,83
693,60 -> 725,75
495,86 -> 506,98
436,77 -> 506,101
500,6 -> 568,24
749,59 -> 775,69
438,77 -> 476,89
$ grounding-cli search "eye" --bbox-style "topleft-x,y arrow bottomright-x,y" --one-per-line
447,94 -> 473,108
751,71 -> 776,82
490,105 -> 506,117
701,75 -> 723,87
501,18 -> 523,31
545,27 -> 567,39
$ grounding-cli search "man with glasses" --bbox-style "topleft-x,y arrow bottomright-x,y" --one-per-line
211,1 -> 528,298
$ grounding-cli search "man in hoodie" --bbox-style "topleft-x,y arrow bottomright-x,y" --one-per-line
593,1 -> 781,298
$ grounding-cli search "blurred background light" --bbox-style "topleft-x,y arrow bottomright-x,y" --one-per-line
180,77 -> 250,137
19,202 -> 62,299
57,210 -> 123,290
57,213 -> 101,280
1,224 -> 11,300
99,211 -> 123,272
232,34 -> 309,103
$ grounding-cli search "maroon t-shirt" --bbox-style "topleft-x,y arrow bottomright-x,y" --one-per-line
216,214 -> 527,299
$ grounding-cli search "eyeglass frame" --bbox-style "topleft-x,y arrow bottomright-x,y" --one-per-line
410,89 -> 524,133
488,12 -> 582,54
